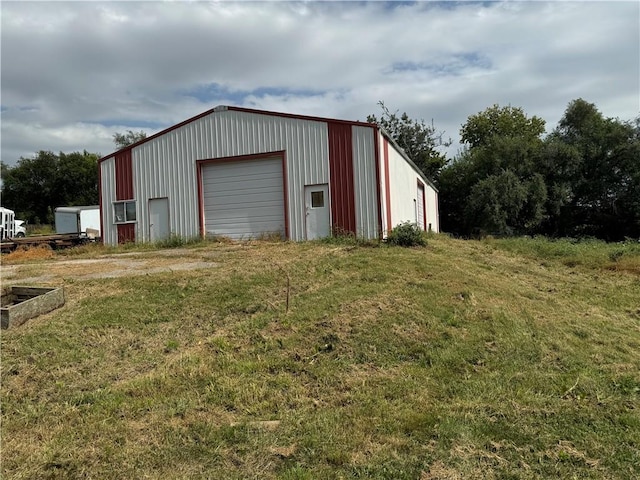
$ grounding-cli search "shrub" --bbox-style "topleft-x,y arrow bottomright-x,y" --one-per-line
385,222 -> 426,247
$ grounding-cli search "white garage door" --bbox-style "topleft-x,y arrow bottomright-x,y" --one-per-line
202,156 -> 285,240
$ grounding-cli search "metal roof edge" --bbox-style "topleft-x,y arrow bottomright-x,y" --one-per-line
55,205 -> 100,212
226,105 -> 375,128
378,128 -> 439,192
98,105 -> 224,163
98,105 -> 380,163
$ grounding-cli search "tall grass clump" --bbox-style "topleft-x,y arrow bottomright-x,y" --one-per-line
153,234 -> 205,249
315,227 -> 380,247
486,236 -> 640,271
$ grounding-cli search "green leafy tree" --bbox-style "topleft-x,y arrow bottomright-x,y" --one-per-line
460,104 -> 546,149
113,130 -> 147,149
55,151 -> 100,206
542,99 -> 640,239
439,105 -> 547,236
367,101 -> 450,181
1,150 -> 99,224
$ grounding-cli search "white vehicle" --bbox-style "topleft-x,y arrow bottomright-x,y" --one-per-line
54,205 -> 100,238
1,207 -> 16,239
14,219 -> 27,237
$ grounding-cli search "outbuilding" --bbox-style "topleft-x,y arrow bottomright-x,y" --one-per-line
98,106 -> 439,245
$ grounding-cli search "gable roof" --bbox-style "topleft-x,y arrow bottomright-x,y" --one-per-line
98,104 -> 438,191
99,105 -> 376,162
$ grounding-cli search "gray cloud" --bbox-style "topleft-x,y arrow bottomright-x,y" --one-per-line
1,1 -> 638,164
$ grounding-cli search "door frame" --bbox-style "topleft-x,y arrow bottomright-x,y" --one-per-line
196,151 -> 289,239
416,180 -> 426,231
148,197 -> 170,242
304,183 -> 331,240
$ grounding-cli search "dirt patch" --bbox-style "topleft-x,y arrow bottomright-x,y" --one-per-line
1,253 -> 219,285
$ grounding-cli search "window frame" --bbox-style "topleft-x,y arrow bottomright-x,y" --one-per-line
113,200 -> 137,224
311,190 -> 325,208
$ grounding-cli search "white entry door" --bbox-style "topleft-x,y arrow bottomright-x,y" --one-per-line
305,184 -> 330,240
149,197 -> 170,242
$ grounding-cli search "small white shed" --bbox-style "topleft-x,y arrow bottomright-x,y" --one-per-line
54,206 -> 101,237
98,106 -> 439,245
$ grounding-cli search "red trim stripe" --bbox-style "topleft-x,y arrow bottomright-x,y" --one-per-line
197,161 -> 205,238
328,122 -> 356,235
117,224 -> 135,243
281,151 -> 290,239
383,139 -> 392,233
372,127 -> 383,239
115,149 -> 133,201
98,160 -> 104,245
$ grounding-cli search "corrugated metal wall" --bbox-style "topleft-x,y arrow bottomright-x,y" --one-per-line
387,138 -> 423,229
383,134 -> 440,234
328,122 -> 356,235
99,157 -> 118,245
131,110 -> 329,242
352,126 -> 379,239
426,188 -> 440,233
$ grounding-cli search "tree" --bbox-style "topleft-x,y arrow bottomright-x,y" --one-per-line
440,99 -> 639,240
55,151 -> 101,206
1,151 -> 99,224
367,101 -> 450,181
113,130 -> 147,149
460,104 -> 546,149
542,99 -> 640,240
439,104 -> 547,236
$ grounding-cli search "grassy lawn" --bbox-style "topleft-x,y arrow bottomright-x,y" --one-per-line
1,236 -> 639,479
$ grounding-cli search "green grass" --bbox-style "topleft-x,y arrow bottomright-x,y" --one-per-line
2,236 -> 639,479
24,223 -> 55,235
484,236 -> 640,273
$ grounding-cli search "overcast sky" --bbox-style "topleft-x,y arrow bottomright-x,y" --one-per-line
1,0 -> 638,165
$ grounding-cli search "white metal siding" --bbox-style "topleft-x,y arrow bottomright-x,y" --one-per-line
130,110 -> 329,242
352,126 -> 379,239
202,157 -> 285,239
100,157 -> 118,245
383,135 -> 440,234
426,188 -> 440,233
387,141 -> 419,229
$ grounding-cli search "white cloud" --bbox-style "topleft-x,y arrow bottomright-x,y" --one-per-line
1,0 -> 638,165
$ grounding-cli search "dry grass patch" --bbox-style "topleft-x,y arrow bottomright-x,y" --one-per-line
2,244 -> 56,262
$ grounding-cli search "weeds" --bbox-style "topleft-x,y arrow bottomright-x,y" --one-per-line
485,236 -> 640,273
153,234 -> 204,249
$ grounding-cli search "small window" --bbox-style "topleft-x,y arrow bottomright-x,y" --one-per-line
311,191 -> 324,208
114,201 -> 136,223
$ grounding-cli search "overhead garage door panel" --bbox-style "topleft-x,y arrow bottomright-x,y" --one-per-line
202,156 -> 285,240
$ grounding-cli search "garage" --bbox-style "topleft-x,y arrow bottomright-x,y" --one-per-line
99,105 -> 440,245
201,155 -> 286,240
